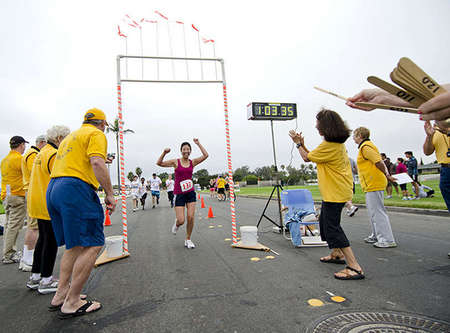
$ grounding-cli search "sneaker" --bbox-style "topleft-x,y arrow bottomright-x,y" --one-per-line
373,241 -> 397,248
364,236 -> 377,244
19,260 -> 32,272
402,197 -> 409,200
26,276 -> 41,290
385,195 -> 392,199
185,239 -> 195,249
38,277 -> 59,294
347,206 -> 358,217
2,257 -> 19,264
12,251 -> 22,261
152,205 -> 155,209
172,221 -> 179,235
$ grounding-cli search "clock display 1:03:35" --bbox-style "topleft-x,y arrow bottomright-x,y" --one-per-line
255,104 -> 295,117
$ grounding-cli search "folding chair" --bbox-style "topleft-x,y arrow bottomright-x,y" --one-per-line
280,189 -> 327,247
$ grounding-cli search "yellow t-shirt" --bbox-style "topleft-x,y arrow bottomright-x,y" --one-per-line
356,140 -> 387,192
51,124 -> 107,189
28,143 -> 57,220
307,141 -> 353,202
217,178 -> 226,189
1,150 -> 25,200
22,146 -> 40,191
432,131 -> 450,164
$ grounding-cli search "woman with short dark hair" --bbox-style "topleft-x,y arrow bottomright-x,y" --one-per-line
289,109 -> 364,280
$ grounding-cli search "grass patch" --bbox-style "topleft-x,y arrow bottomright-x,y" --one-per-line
0,200 -> 4,214
233,179 -> 447,210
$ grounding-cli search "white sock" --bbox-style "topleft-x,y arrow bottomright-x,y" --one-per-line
31,273 -> 41,280
41,276 -> 53,284
23,247 -> 34,264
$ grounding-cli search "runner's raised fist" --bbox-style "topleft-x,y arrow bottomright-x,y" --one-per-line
193,138 -> 199,145
164,148 -> 171,154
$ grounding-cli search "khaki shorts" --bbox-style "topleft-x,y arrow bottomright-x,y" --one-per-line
28,216 -> 38,229
25,191 -> 38,230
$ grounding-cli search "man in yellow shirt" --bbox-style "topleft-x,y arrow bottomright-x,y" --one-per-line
216,176 -> 227,201
353,127 -> 397,248
423,120 -> 450,211
1,136 -> 28,264
47,108 -> 116,318
20,135 -> 47,271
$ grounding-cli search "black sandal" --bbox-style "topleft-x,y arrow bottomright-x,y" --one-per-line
48,295 -> 88,312
334,266 -> 365,280
320,256 -> 346,264
58,300 -> 102,319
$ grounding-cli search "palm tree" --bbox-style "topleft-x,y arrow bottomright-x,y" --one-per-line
127,171 -> 135,182
135,167 -> 142,179
106,118 -> 134,189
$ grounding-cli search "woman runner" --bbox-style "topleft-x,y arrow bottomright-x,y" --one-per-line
157,139 -> 208,249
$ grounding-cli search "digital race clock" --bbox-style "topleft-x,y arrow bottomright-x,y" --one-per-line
247,102 -> 297,121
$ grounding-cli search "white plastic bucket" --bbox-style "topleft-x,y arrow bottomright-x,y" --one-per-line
105,236 -> 123,258
240,226 -> 258,246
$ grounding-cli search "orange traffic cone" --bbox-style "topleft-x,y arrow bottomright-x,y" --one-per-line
201,197 -> 206,208
207,206 -> 215,218
198,193 -> 201,199
104,209 -> 112,226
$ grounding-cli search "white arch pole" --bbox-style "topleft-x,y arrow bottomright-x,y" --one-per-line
116,55 -> 238,249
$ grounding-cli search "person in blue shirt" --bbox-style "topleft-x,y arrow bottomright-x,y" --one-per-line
404,151 -> 419,199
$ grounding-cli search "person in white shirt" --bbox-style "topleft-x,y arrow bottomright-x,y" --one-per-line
138,177 -> 148,210
344,157 -> 359,217
130,176 -> 139,212
417,182 -> 435,199
150,173 -> 162,208
166,174 -> 175,208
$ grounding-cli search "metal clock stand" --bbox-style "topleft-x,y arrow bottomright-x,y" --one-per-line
256,120 -> 284,232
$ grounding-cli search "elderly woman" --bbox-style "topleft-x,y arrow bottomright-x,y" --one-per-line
26,125 -> 71,294
289,109 -> 364,280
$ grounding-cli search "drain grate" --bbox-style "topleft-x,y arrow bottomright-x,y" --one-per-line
306,310 -> 450,333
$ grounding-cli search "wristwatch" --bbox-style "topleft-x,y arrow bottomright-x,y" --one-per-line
296,143 -> 302,149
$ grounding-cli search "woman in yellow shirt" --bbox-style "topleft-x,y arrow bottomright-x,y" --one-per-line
26,125 -> 70,294
289,109 -> 364,280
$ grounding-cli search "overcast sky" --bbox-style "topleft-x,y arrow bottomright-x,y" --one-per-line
1,0 -> 449,184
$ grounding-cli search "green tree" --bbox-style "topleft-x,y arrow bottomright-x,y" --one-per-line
135,167 -> 143,179
127,171 -> 136,182
194,168 -> 209,179
245,174 -> 258,185
233,165 -> 251,182
254,166 -> 273,180
106,118 -> 134,189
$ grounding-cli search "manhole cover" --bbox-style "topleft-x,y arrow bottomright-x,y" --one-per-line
306,310 -> 450,333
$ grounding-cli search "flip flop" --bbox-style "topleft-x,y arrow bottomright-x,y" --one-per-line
48,295 -> 88,312
58,300 -> 102,319
320,257 -> 346,264
334,266 -> 365,280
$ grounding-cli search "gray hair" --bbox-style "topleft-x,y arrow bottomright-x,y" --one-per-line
46,125 -> 71,143
35,135 -> 47,145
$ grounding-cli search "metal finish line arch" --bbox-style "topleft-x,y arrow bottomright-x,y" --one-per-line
116,55 -> 238,255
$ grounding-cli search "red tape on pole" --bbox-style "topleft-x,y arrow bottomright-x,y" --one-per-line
223,84 -> 237,244
117,84 -> 129,254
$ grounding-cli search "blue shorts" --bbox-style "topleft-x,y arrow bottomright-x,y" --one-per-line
175,191 -> 196,207
151,190 -> 160,198
47,177 -> 104,250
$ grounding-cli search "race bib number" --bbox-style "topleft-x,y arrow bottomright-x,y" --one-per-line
180,179 -> 194,192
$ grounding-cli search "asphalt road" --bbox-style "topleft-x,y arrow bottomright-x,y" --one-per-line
1,193 -> 449,332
